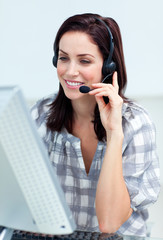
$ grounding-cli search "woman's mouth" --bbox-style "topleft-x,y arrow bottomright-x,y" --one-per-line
65,80 -> 84,88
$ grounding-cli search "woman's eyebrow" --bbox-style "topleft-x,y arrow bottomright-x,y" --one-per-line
58,49 -> 68,55
77,54 -> 95,58
59,49 -> 95,58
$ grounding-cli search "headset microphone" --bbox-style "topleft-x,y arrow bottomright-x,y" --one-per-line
79,73 -> 113,93
79,86 -> 92,93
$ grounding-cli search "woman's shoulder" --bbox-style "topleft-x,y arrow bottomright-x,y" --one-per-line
122,100 -> 155,133
30,93 -> 57,121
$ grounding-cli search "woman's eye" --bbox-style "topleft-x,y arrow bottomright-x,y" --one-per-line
58,57 -> 68,61
80,59 -> 91,64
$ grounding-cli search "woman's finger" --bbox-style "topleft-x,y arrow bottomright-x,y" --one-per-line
89,84 -> 115,96
95,96 -> 106,112
112,71 -> 119,93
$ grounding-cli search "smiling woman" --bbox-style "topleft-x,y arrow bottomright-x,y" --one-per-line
31,13 -> 160,237
56,31 -> 103,100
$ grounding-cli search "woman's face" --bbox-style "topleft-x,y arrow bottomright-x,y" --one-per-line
57,31 -> 103,100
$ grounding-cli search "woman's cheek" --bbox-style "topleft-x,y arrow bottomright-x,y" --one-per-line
83,70 -> 102,84
57,65 -> 64,77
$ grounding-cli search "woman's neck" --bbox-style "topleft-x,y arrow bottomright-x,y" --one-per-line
71,96 -> 96,124
71,96 -> 98,142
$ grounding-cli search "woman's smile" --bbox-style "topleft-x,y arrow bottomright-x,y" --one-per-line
65,79 -> 84,88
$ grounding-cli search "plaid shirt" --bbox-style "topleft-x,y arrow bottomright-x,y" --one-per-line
31,94 -> 160,237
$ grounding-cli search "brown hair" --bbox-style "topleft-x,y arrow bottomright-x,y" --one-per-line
47,13 -> 128,141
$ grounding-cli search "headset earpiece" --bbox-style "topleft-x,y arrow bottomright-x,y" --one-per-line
102,60 -> 116,76
52,53 -> 58,68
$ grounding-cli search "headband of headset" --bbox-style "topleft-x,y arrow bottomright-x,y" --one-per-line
52,17 -> 116,76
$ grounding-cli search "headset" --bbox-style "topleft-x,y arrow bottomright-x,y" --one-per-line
52,17 -> 116,77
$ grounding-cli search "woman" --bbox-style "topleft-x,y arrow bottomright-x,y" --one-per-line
31,13 -> 160,236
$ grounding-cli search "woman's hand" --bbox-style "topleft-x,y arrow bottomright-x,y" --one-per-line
89,72 -> 123,135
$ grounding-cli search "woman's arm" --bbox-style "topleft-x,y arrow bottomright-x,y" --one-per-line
95,130 -> 132,233
89,72 -> 133,233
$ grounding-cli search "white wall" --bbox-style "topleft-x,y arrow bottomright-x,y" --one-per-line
0,0 -> 163,99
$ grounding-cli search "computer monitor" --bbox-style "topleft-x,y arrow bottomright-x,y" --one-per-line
0,86 -> 76,235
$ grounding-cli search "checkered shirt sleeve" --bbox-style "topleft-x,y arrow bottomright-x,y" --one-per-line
122,102 -> 160,211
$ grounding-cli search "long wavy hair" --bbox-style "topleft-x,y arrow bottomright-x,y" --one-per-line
46,13 -> 128,141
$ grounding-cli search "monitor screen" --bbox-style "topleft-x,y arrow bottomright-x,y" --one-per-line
0,86 -> 76,235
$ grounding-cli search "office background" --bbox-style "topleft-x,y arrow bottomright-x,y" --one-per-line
0,0 -> 163,237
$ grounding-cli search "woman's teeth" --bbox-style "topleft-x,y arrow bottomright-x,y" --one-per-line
66,81 -> 82,86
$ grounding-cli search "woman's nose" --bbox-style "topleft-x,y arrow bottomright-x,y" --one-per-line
66,61 -> 79,77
